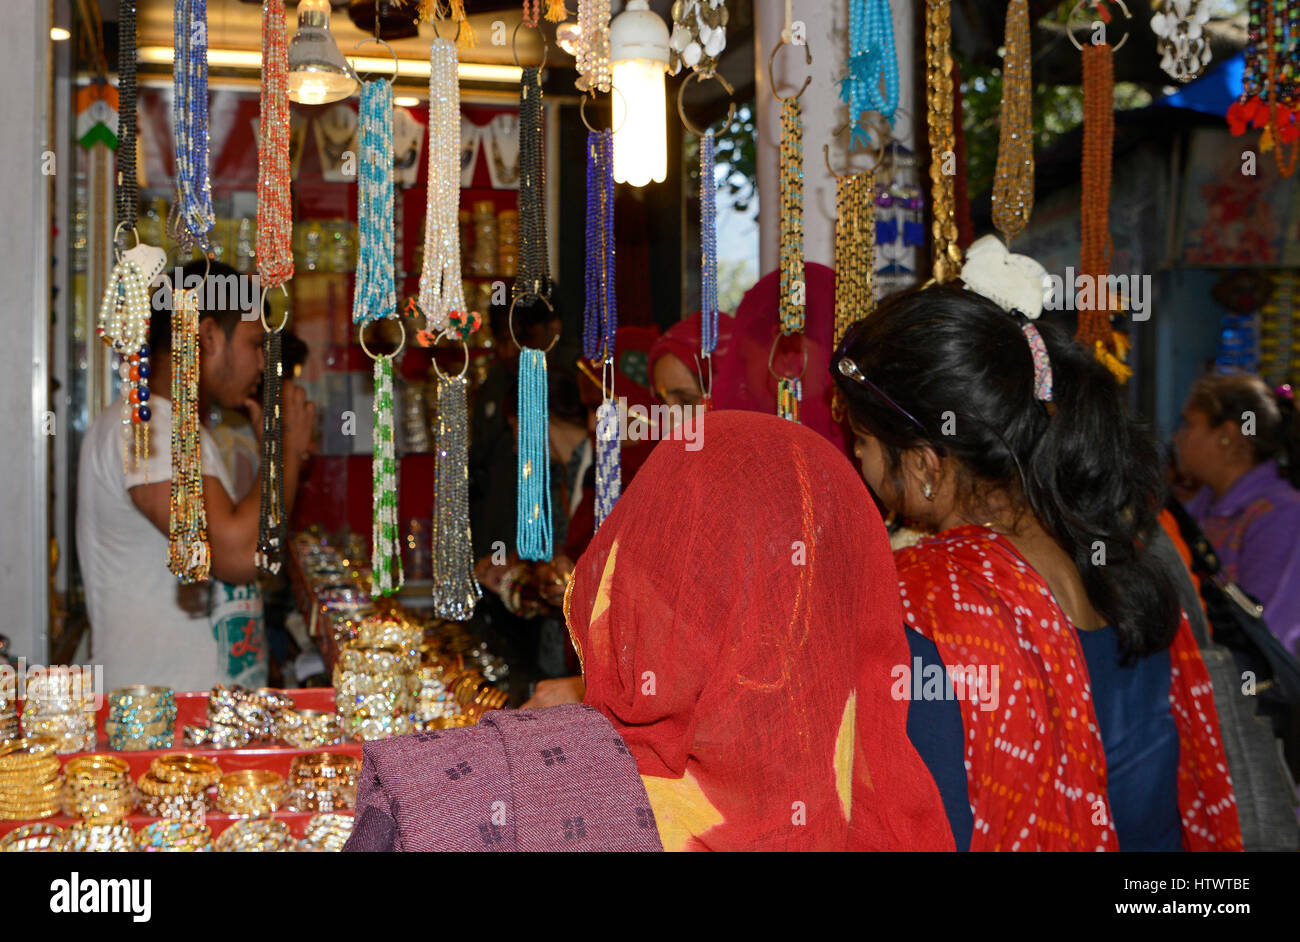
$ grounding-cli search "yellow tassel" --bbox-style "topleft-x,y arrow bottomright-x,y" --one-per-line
449,0 -> 475,47
1111,330 -> 1131,361
1094,340 -> 1132,385
545,0 -> 570,23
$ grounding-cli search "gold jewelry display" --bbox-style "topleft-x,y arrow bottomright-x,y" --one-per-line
63,755 -> 136,823
0,822 -> 65,852
286,752 -> 361,812
140,819 -> 212,852
0,738 -> 62,820
64,821 -> 136,852
925,0 -> 962,283
298,812 -> 354,852
215,817 -> 294,852
216,769 -> 287,817
991,0 -> 1034,244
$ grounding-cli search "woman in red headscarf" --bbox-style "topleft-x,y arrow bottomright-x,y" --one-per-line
648,265 -> 851,459
564,409 -> 956,851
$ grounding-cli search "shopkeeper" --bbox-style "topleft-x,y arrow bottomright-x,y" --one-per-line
77,260 -> 317,692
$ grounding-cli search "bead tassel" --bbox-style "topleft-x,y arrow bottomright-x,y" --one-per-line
433,374 -> 481,619
516,350 -> 552,561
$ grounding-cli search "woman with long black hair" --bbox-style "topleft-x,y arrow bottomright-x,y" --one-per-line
831,276 -> 1240,852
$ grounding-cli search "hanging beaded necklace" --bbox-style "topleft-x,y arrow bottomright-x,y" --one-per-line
418,38 -> 467,335
925,0 -> 961,283
576,0 -> 612,94
584,125 -> 620,527
771,19 -> 809,423
842,0 -> 898,142
116,0 -> 138,233
582,128 -> 617,364
514,56 -> 556,560
353,77 -> 402,595
699,127 -> 719,365
168,285 -> 211,583
431,329 -> 482,621
254,0 -> 293,575
1229,0 -> 1298,177
96,256 -> 153,472
170,0 -> 214,253
831,168 -> 876,422
1076,42 -> 1116,358
991,0 -> 1034,245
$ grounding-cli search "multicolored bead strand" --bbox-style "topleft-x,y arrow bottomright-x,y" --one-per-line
419,38 -> 467,334
370,356 -> 402,596
352,79 -> 396,326
842,0 -> 898,140
168,287 -> 211,584
516,349 -> 552,561
97,258 -> 152,472
170,0 -> 214,253
777,377 -> 801,423
432,372 -> 481,620
594,400 -> 620,530
255,327 -> 284,575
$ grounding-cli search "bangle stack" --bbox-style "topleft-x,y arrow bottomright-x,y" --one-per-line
333,640 -> 416,741
139,819 -> 212,852
0,737 -> 63,820
285,752 -> 361,812
216,769 -> 286,818
185,684 -> 296,748
106,685 -> 177,751
215,816 -> 293,852
297,812 -> 354,852
62,754 -> 135,822
63,820 -> 136,852
274,709 -> 342,750
22,671 -> 98,754
136,753 -> 221,821
0,822 -> 64,852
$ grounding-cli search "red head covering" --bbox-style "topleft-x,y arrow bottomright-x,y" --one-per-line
647,309 -> 733,403
564,409 -> 955,851
897,526 -> 1241,851
712,262 -> 851,458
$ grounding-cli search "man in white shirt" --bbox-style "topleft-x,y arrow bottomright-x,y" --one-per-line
77,261 -> 315,692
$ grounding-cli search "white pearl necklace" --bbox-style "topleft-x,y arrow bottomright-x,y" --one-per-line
418,37 -> 467,333
97,258 -> 151,356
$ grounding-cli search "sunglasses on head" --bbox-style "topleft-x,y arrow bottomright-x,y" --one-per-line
835,356 -> 948,457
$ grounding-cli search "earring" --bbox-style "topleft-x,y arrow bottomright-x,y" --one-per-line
922,481 -> 934,501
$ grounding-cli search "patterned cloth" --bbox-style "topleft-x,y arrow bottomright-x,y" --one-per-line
565,410 -> 955,851
343,703 -> 662,852
896,525 -> 1242,851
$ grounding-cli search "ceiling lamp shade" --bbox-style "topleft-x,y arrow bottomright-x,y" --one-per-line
288,0 -> 358,105
609,0 -> 670,187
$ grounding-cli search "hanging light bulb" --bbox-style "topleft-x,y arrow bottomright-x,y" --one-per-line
609,0 -> 669,187
288,0 -> 358,105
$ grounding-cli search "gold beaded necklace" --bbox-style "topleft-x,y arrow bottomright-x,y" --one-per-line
168,285 -> 211,584
831,165 -> 876,423
992,0 -> 1034,244
925,0 -> 962,283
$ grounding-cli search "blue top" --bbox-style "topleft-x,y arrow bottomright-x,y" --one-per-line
904,625 -> 1183,852
1075,626 -> 1183,852
905,628 -> 974,851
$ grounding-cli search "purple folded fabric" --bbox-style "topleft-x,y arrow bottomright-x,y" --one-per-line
343,702 -> 663,852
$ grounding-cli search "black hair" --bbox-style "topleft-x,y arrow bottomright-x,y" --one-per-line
148,259 -> 262,354
831,284 -> 1179,661
1187,372 -> 1300,488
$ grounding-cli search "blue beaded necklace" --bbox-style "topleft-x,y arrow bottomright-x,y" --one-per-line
842,0 -> 899,144
582,129 -> 617,362
516,348 -> 552,560
352,78 -> 396,326
583,127 -> 621,529
172,0 -> 214,251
